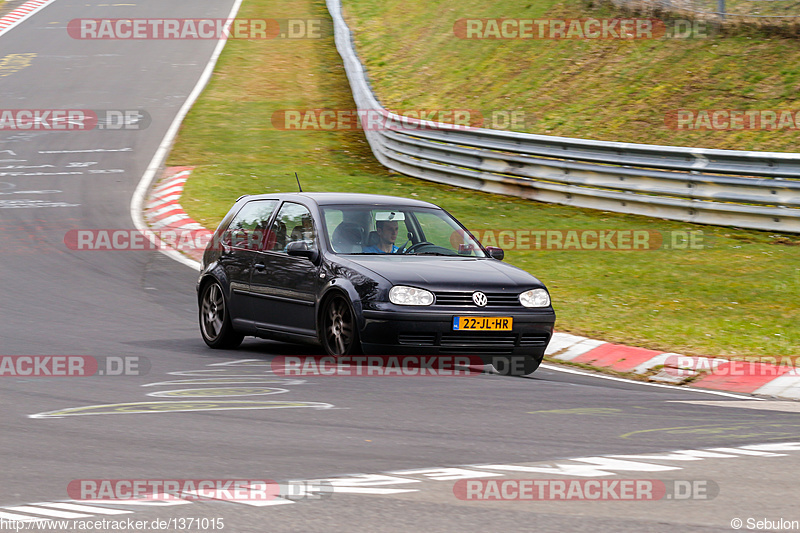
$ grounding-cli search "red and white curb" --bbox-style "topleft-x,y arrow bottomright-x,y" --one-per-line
546,333 -> 800,400
0,0 -> 58,37
142,168 -> 800,401
143,166 -> 210,263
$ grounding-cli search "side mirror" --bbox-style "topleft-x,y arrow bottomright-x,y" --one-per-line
485,246 -> 504,261
286,240 -> 319,263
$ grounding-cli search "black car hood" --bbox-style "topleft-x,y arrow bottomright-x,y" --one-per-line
340,256 -> 545,290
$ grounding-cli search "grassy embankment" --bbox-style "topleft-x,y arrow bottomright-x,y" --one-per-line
345,0 -> 800,151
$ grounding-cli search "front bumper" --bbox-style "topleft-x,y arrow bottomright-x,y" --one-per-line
359,307 -> 555,362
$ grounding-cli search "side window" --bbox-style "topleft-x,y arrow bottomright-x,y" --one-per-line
266,202 -> 316,253
323,208 -> 344,245
223,200 -> 278,250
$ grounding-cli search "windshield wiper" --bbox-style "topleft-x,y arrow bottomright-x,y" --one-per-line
411,251 -> 454,256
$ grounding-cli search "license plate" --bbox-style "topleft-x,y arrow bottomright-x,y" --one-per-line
453,316 -> 513,331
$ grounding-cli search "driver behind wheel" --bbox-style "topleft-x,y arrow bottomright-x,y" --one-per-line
363,220 -> 399,254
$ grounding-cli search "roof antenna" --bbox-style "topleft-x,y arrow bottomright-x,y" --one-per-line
295,172 -> 303,192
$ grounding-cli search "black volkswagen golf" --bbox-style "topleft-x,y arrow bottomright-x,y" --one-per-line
197,193 -> 555,375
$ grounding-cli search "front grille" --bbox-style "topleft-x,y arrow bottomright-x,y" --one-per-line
440,333 -> 517,347
520,333 -> 551,347
395,331 -> 547,355
434,291 -> 521,307
397,333 -> 437,346
439,346 -> 514,355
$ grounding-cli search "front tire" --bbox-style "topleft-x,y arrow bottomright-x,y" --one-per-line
492,355 -> 541,376
200,281 -> 244,349
321,295 -> 360,356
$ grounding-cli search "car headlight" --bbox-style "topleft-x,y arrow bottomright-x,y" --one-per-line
389,286 -> 434,306
519,288 -> 550,308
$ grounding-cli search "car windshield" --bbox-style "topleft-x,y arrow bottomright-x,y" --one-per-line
321,205 -> 486,257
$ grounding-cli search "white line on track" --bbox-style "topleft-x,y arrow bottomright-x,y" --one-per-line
129,0 -> 244,271
539,363 -> 764,400
33,502 -> 132,515
669,400 -> 800,413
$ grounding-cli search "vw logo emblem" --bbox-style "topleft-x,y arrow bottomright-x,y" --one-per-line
472,292 -> 488,307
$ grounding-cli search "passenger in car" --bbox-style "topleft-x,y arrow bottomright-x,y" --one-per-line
331,222 -> 364,253
290,215 -> 315,247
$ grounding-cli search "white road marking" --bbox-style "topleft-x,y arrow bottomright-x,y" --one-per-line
322,474 -> 421,487
1,441 -> 799,519
331,487 -> 418,495
741,442 -> 800,451
4,505 -> 90,518
90,497 -> 193,507
0,511 -> 48,521
0,199 -> 79,208
207,359 -> 269,366
388,468 -> 503,481
474,457 -> 680,478
610,450 -> 745,461
0,189 -> 61,195
668,400 -> 800,412
233,498 -> 295,507
707,447 -> 785,457
142,378 -> 306,387
37,502 -> 132,515
146,387 -> 289,398
38,148 -> 132,154
540,363 -> 764,400
166,370 -> 277,377
29,400 -> 334,418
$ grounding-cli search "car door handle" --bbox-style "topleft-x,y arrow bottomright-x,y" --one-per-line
254,263 -> 266,271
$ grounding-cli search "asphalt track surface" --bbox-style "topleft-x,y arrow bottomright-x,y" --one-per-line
1,1 -> 800,532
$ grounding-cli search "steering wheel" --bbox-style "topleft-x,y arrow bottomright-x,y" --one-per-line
403,241 -> 434,254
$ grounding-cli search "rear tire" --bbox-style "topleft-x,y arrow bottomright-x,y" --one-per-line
492,355 -> 541,376
200,281 -> 244,349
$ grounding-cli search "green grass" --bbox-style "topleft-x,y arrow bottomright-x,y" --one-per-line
170,0 -> 800,357
343,0 -> 800,152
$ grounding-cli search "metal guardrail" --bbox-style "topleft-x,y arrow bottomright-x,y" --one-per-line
327,0 -> 800,233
